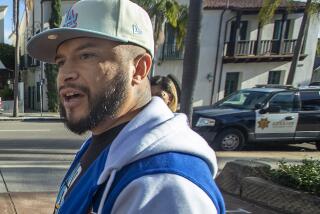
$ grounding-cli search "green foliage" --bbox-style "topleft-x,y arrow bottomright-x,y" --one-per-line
0,43 -> 15,70
0,86 -> 14,100
269,159 -> 320,196
49,0 -> 62,28
308,0 -> 320,15
133,0 -> 188,49
258,0 -> 282,26
317,39 -> 320,56
45,64 -> 59,112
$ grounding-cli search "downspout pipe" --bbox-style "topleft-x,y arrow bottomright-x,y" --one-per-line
210,9 -> 226,105
216,15 -> 236,102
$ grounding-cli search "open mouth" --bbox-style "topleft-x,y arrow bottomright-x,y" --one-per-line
64,92 -> 83,101
60,88 -> 86,108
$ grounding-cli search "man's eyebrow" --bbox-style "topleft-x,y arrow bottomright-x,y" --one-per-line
54,42 -> 99,62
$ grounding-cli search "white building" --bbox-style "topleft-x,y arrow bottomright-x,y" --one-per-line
0,5 -> 7,43
15,0 -> 75,111
17,0 -> 320,111
156,0 -> 320,106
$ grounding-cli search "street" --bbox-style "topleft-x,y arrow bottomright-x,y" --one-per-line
0,121 -> 319,213
0,121 -> 87,193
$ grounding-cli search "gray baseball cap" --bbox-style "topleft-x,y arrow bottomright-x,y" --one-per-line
27,0 -> 154,63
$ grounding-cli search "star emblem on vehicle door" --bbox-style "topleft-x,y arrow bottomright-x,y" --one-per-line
258,118 -> 270,129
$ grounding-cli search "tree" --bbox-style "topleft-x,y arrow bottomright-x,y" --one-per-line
49,0 -> 62,28
259,0 -> 320,85
133,0 -> 188,68
45,0 -> 61,112
13,0 -> 20,117
316,39 -> 320,56
180,0 -> 202,122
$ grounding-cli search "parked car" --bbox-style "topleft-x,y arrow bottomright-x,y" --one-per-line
309,81 -> 320,86
192,85 -> 320,151
0,97 -> 3,113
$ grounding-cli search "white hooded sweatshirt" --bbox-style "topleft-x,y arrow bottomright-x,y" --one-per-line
96,97 -> 220,213
55,97 -> 221,214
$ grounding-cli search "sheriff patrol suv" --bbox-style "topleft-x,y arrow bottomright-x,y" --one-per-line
192,85 -> 320,151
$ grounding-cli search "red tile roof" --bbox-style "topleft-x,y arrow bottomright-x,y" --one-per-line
203,0 -> 306,10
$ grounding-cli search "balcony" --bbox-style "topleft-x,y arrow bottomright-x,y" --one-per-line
223,39 -> 307,63
161,43 -> 184,60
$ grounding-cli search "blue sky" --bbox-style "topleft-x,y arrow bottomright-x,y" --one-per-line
2,0 -> 24,44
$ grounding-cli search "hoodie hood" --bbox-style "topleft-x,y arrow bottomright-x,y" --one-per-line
97,97 -> 218,185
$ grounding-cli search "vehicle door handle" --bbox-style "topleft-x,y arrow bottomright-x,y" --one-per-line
285,116 -> 294,120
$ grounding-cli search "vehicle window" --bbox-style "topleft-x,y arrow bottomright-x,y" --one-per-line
217,90 -> 269,109
300,91 -> 320,111
268,92 -> 295,113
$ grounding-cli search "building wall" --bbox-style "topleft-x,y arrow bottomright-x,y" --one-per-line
157,8 -> 319,107
0,6 -> 7,43
20,0 -> 76,111
293,14 -> 320,86
0,17 -> 4,43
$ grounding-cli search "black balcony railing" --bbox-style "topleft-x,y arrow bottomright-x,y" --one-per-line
161,43 -> 184,60
224,39 -> 298,57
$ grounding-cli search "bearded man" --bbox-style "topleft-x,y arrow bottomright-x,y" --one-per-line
27,0 -> 225,213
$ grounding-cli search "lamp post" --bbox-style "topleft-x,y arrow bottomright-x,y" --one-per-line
40,0 -> 44,116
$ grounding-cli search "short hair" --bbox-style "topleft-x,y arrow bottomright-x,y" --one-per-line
150,75 -> 179,112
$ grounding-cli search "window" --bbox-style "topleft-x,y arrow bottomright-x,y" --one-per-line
224,72 -> 240,97
161,24 -> 184,60
268,71 -> 282,84
300,91 -> 320,111
217,90 -> 269,110
268,92 -> 295,113
284,19 -> 292,39
273,20 -> 282,40
230,21 -> 248,41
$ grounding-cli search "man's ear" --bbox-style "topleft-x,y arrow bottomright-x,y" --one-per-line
132,53 -> 152,85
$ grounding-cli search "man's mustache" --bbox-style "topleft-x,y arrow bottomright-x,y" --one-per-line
58,83 -> 90,96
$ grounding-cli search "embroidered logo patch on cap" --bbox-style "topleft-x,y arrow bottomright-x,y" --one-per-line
63,9 -> 78,28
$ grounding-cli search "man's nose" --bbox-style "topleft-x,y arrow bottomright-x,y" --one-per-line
58,63 -> 79,83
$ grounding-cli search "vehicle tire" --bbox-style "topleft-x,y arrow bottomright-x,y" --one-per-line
316,142 -> 320,151
212,128 -> 245,151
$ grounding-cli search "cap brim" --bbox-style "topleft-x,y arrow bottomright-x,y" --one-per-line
27,28 -> 128,64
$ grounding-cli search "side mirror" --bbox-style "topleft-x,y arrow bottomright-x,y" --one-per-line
255,103 -> 263,109
259,108 -> 267,114
268,105 -> 281,113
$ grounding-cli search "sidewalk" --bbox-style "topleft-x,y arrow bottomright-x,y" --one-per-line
0,112 -> 61,121
0,192 -> 56,214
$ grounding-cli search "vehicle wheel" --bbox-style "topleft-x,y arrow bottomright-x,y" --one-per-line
212,128 -> 245,151
316,142 -> 320,151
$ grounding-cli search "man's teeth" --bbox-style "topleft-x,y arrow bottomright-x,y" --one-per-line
66,92 -> 77,97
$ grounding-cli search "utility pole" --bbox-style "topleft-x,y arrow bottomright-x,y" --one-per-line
40,0 -> 44,116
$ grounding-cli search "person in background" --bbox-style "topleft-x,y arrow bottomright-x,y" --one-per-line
150,75 -> 181,112
27,0 -> 225,213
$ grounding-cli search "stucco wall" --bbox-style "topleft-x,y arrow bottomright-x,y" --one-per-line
293,14 -> 320,86
0,18 -> 4,43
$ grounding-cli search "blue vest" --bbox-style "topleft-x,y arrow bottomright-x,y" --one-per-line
55,139 -> 225,214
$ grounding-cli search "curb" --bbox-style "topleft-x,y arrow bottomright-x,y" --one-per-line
241,177 -> 320,214
216,160 -> 320,214
0,116 -> 62,122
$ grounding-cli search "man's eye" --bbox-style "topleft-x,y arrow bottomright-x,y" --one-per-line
56,60 -> 65,67
80,53 -> 95,60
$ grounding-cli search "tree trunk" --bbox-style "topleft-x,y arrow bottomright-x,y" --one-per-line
180,0 -> 202,124
286,0 -> 311,85
13,0 -> 20,117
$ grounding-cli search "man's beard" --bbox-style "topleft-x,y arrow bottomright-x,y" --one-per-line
59,72 -> 129,135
